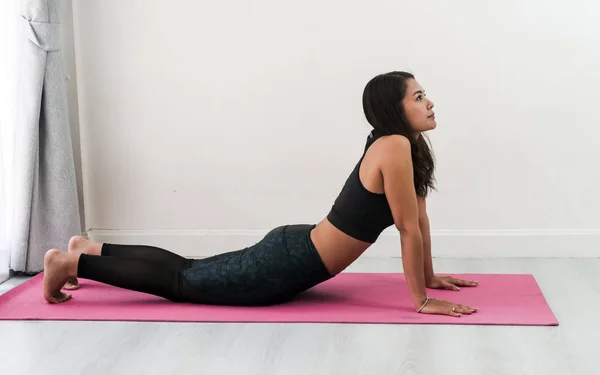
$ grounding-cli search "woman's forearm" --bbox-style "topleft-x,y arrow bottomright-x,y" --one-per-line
400,228 -> 427,308
420,216 -> 435,283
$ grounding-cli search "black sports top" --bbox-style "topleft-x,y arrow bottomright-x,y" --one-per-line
326,130 -> 395,243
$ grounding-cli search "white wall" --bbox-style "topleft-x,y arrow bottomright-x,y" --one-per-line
71,0 -> 600,258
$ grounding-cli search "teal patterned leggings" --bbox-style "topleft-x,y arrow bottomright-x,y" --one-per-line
77,224 -> 334,306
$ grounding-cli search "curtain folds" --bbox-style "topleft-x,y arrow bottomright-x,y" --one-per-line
9,0 -> 81,274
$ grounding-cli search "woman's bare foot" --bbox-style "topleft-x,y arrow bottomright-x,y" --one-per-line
68,235 -> 102,256
63,278 -> 80,290
44,249 -> 78,304
63,235 -> 102,290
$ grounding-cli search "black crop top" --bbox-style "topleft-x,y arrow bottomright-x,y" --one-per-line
326,130 -> 395,243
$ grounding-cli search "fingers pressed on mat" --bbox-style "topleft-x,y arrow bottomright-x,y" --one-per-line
457,304 -> 477,313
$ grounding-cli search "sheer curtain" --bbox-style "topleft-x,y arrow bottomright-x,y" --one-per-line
0,0 -> 19,283
0,144 -> 9,283
0,142 -> 9,283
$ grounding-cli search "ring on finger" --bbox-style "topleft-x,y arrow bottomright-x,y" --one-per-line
452,307 -> 456,312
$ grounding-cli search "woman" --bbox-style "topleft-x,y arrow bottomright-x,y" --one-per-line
43,71 -> 478,317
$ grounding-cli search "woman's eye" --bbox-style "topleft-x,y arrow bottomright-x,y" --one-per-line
417,95 -> 423,101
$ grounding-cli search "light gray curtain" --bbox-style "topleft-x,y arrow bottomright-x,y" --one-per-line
10,0 -> 81,273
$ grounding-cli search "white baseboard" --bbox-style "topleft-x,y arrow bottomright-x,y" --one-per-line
87,229 -> 600,258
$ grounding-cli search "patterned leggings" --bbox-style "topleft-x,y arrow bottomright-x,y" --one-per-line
77,224 -> 333,306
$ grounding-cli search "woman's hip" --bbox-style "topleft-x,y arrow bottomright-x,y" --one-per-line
180,224 -> 334,305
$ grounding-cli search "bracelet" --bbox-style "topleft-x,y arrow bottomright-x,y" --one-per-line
416,297 -> 430,313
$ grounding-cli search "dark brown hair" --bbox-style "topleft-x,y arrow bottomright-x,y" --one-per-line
362,71 -> 436,197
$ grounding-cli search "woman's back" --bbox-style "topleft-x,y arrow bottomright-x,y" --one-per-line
310,132 -> 404,275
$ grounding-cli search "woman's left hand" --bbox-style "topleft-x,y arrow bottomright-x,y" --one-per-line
426,275 -> 478,291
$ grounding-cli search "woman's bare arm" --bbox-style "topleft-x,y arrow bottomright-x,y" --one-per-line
418,197 -> 435,283
379,135 -> 427,308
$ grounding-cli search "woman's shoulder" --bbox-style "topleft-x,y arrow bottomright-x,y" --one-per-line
358,133 -> 414,189
366,133 -> 412,162
377,133 -> 411,145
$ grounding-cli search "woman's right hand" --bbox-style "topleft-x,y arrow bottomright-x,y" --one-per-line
417,297 -> 478,317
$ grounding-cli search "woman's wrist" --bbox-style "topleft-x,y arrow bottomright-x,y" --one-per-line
413,295 -> 429,309
425,270 -> 435,284
415,296 -> 431,312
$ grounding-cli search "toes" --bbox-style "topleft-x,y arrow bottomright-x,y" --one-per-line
63,278 -> 80,290
46,292 -> 72,304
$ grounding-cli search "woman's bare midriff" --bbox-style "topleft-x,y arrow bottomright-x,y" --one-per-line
309,135 -> 389,275
309,218 -> 372,275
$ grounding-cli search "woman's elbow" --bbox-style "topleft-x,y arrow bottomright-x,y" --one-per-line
395,221 -> 421,236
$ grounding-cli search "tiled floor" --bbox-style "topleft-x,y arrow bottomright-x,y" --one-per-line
0,275 -> 30,295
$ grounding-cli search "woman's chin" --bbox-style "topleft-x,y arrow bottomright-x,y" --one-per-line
420,123 -> 436,132
413,122 -> 437,135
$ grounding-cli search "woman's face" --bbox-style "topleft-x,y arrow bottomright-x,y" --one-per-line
402,79 -> 436,134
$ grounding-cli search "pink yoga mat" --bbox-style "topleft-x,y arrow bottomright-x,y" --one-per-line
0,272 -> 558,326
